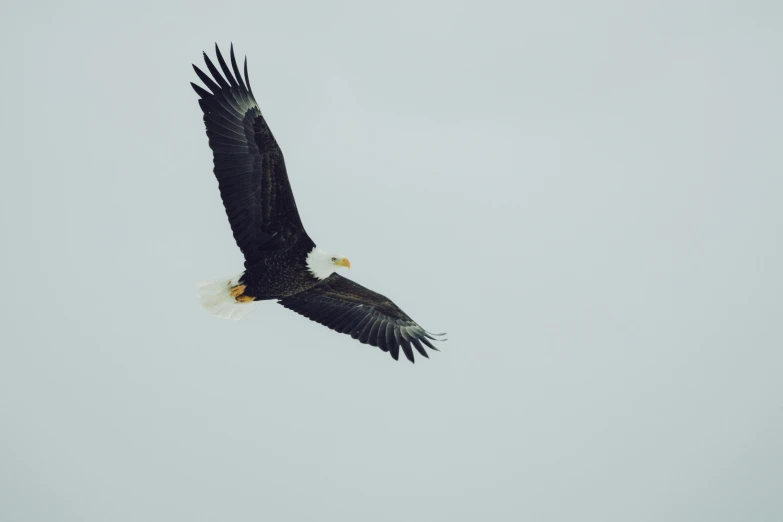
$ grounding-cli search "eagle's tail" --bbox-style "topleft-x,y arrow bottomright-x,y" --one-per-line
197,273 -> 256,320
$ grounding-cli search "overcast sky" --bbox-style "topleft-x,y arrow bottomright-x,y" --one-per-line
2,1 -> 781,521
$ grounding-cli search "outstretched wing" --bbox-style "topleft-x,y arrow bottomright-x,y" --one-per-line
192,44 -> 309,265
278,274 -> 445,363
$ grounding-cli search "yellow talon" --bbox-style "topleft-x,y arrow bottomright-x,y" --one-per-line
236,295 -> 255,303
230,284 -> 246,297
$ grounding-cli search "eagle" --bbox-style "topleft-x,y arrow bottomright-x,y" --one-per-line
191,44 -> 445,362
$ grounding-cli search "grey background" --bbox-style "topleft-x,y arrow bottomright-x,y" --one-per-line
2,1 -> 781,520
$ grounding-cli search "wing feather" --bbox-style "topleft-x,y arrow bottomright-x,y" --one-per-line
398,333 -> 414,363
419,336 -> 438,351
192,64 -> 221,94
215,44 -> 238,87
202,52 -> 230,90
367,318 -> 384,349
278,274 -> 444,363
244,56 -> 252,96
358,317 -> 377,344
350,312 -> 374,339
192,45 -> 312,264
230,44 -> 248,91
411,338 -> 428,358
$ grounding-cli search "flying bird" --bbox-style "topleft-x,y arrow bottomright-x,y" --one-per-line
191,44 -> 444,362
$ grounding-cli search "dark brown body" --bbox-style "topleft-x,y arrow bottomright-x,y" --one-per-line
239,234 -> 319,300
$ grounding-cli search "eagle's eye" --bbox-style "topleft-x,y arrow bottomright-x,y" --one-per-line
331,257 -> 336,262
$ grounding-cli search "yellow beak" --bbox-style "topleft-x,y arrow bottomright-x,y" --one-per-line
337,258 -> 351,269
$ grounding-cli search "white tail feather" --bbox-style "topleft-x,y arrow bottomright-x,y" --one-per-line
197,273 -> 256,320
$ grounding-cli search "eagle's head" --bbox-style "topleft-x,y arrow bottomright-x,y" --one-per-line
307,247 -> 351,280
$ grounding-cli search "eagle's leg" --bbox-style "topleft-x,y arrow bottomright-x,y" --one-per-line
230,284 -> 256,303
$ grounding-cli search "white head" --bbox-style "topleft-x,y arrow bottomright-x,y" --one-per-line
306,247 -> 351,280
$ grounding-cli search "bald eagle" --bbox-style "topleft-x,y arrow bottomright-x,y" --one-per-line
191,44 -> 444,362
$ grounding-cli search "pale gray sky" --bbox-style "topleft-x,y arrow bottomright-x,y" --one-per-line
2,1 -> 782,521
